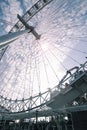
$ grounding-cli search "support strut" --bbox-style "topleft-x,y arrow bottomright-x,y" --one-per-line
0,29 -> 29,49
17,14 -> 41,40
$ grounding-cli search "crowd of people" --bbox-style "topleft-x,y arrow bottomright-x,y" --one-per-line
0,115 -> 72,130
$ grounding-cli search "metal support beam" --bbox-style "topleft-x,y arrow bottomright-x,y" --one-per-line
17,14 -> 41,40
0,29 -> 29,49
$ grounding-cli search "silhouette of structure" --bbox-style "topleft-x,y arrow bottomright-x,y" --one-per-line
0,0 -> 87,130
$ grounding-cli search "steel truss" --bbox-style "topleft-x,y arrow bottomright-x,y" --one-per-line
10,0 -> 54,32
0,61 -> 87,114
0,0 -> 54,113
0,0 -> 87,120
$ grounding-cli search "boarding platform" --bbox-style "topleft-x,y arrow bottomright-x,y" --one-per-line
47,71 -> 87,109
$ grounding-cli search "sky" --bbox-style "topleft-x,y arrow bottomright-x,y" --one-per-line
0,0 -> 87,100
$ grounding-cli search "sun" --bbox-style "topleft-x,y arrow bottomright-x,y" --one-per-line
41,42 -> 49,51
39,35 -> 50,52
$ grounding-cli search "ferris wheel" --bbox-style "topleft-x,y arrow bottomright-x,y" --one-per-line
0,0 -> 87,119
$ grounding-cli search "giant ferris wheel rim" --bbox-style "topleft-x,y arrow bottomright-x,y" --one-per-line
0,0 -> 87,114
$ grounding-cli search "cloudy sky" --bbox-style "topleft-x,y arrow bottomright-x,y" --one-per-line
0,0 -> 87,100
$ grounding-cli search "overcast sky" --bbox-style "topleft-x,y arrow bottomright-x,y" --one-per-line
0,0 -> 87,100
